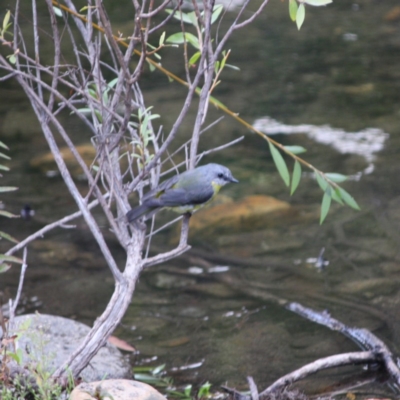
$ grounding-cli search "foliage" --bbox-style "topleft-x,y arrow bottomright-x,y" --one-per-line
288,0 -> 332,30
134,364 -> 213,400
0,141 -> 21,273
0,317 -> 74,399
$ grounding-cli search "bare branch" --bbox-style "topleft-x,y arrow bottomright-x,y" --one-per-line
260,351 -> 376,398
5,197 -> 106,256
234,0 -> 270,30
142,0 -> 173,18
8,248 -> 28,331
143,215 -> 191,268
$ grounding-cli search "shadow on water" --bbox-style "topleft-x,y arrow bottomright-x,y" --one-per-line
1,0 -> 400,396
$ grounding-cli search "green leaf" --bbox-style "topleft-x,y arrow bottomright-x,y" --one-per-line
189,51 -> 201,66
0,152 -> 11,160
0,254 -> 23,264
0,164 -> 10,171
338,187 -> 360,210
7,352 -> 21,364
148,60 -> 156,72
8,54 -> 16,64
0,263 -> 11,274
325,173 -> 348,183
320,189 -> 332,224
289,0 -> 298,21
331,187 -> 344,205
159,31 -> 166,46
211,4 -> 224,24
302,0 -> 332,6
214,60 -> 220,74
291,161 -> 302,195
0,231 -> 18,243
283,145 -> 306,155
225,63 -> 240,71
107,77 -> 118,89
269,142 -> 290,187
296,3 -> 305,30
152,364 -> 166,375
0,186 -> 18,193
0,210 -> 19,218
315,172 -> 328,191
3,10 -> 10,31
165,9 -> 193,24
0,141 -> 9,150
187,11 -> 198,28
53,6 -> 63,17
166,32 -> 199,49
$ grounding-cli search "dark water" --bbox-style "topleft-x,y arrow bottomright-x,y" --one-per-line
1,0 -> 400,397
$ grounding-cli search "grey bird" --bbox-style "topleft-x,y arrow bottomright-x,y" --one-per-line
126,163 -> 238,222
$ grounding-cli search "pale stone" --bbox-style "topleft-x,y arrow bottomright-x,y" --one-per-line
70,379 -> 166,400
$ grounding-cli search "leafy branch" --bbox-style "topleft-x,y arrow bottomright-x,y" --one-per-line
49,0 -> 356,224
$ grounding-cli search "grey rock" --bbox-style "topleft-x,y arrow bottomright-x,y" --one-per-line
2,314 -> 132,381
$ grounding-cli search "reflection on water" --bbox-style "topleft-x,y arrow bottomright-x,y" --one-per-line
253,116 -> 389,177
1,0 -> 400,396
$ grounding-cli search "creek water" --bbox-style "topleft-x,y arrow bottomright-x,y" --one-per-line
1,0 -> 400,397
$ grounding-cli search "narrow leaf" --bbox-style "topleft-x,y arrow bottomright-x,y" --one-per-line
289,0 -> 298,21
183,32 -> 200,49
269,142 -> 290,187
325,173 -> 348,183
53,6 -> 63,17
107,78 -> 118,89
159,31 -> 166,47
0,210 -> 19,218
0,186 -> 18,193
0,165 -> 10,171
331,187 -> 344,205
166,32 -> 185,44
0,152 -> 11,160
0,231 -> 19,243
296,3 -> 305,30
0,264 -> 11,274
3,10 -> 10,31
211,4 -> 224,24
8,54 -> 16,64
303,0 -> 332,6
283,145 -> 306,155
187,11 -> 198,28
0,141 -> 9,150
225,63 -> 240,71
320,190 -> 332,224
291,161 -> 302,195
0,254 -> 23,264
165,9 -> 193,24
315,172 -> 328,191
189,51 -> 201,66
339,187 -> 360,210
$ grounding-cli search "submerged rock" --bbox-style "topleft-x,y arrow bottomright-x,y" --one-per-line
188,195 -> 294,238
30,144 -> 96,177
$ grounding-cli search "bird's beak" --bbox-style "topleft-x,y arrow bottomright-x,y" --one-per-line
230,176 -> 239,183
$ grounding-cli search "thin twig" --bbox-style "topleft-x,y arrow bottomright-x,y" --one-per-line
259,351 -> 376,398
8,248 -> 28,331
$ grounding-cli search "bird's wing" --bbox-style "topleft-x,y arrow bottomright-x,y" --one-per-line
158,184 -> 214,207
142,174 -> 180,202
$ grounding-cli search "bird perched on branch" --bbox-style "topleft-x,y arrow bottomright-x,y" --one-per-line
126,163 -> 238,222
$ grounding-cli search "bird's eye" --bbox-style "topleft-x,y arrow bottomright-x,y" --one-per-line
217,173 -> 224,178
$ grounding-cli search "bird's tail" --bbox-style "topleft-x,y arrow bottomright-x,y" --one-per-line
126,204 -> 152,222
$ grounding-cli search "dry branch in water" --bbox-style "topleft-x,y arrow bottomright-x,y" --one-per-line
222,303 -> 400,400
